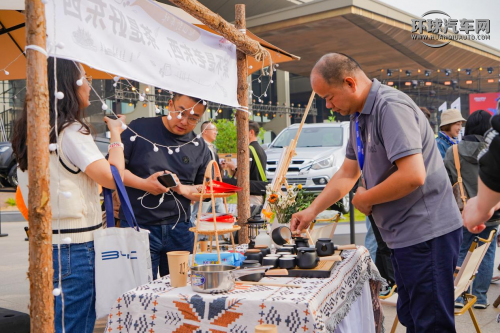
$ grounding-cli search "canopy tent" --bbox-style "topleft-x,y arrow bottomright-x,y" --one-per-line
0,3 -> 299,82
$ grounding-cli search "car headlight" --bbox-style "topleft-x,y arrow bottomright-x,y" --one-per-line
311,156 -> 334,170
0,146 -> 9,153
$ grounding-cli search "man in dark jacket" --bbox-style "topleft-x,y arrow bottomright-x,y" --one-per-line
463,113 -> 500,232
444,110 -> 499,309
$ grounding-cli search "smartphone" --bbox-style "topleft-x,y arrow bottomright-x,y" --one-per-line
105,114 -> 118,120
158,173 -> 178,188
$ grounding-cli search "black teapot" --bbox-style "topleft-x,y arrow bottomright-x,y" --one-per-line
316,238 -> 335,257
293,237 -> 310,248
296,247 -> 319,269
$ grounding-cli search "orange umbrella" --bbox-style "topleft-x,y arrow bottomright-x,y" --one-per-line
0,8 -> 299,82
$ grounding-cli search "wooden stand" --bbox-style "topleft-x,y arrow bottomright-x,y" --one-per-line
190,160 -> 241,264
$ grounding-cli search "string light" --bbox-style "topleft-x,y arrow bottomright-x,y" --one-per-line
55,91 -> 64,99
76,78 -> 83,86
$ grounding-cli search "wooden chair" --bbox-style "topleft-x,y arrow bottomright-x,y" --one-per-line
383,229 -> 496,333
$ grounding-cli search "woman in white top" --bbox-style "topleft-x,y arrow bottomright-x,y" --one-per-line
12,57 -> 126,333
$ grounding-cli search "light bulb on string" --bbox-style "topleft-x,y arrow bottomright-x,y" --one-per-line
153,145 -> 159,152
113,83 -> 117,88
113,76 -> 120,82
203,100 -> 207,105
249,65 -> 253,69
167,113 -> 172,120
190,109 -> 195,115
62,237 -> 72,244
56,42 -> 65,49
130,135 -> 137,142
101,103 -> 108,111
76,78 -> 83,86
270,80 -> 274,83
3,70 -> 9,76
155,107 -> 160,114
258,78 -> 261,83
139,95 -> 145,102
193,141 -> 199,146
175,147 -> 180,153
177,113 -> 182,119
49,143 -> 57,152
55,91 -> 64,100
53,288 -> 61,296
168,148 -> 173,155
121,123 -> 127,130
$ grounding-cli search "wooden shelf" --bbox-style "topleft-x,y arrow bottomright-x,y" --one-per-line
192,192 -> 235,199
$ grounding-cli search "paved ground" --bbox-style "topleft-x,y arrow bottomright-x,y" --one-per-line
1,219 -> 499,332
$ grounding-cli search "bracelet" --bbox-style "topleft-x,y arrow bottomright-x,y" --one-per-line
108,142 -> 124,152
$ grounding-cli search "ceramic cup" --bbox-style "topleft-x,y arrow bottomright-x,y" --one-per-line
279,257 -> 296,270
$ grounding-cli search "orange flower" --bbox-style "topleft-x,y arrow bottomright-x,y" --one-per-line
262,209 -> 273,220
268,194 -> 278,204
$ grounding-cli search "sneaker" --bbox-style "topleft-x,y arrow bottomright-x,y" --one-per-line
491,276 -> 500,283
380,286 -> 392,297
474,303 -> 490,309
454,302 -> 464,309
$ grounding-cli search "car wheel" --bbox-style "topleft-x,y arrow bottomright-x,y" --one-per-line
7,164 -> 18,187
340,194 -> 350,214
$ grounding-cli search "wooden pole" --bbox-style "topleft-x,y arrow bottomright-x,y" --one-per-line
25,0 -> 53,331
169,0 -> 270,61
235,4 -> 250,244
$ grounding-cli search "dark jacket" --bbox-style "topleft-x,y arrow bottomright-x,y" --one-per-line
444,134 -> 500,226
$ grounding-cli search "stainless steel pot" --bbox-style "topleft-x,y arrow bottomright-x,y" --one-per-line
190,265 -> 272,293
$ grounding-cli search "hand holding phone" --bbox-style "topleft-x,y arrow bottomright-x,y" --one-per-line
158,173 -> 178,188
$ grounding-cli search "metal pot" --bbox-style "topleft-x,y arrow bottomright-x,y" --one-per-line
190,265 -> 271,293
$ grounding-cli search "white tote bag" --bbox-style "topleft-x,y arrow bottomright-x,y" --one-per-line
94,166 -> 152,319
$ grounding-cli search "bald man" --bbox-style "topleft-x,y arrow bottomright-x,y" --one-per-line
291,53 -> 462,333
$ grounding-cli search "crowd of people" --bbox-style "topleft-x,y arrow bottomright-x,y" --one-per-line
12,55 -> 500,333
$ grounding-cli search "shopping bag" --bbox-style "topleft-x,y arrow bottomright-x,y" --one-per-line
94,165 -> 152,319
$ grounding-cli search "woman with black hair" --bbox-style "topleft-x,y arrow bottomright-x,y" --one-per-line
444,110 -> 499,309
12,57 -> 126,333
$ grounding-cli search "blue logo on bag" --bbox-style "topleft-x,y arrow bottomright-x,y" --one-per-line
102,251 -> 138,260
191,273 -> 206,286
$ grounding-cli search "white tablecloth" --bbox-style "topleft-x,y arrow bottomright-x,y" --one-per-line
105,246 -> 384,332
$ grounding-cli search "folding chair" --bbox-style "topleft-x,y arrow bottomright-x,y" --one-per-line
382,229 -> 496,333
308,212 -> 341,243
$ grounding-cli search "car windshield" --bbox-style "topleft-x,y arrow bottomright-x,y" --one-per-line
271,127 -> 343,148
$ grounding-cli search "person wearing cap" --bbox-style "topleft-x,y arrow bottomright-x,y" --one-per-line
436,108 -> 466,158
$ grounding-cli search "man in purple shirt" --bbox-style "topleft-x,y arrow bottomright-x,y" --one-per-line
291,53 -> 462,332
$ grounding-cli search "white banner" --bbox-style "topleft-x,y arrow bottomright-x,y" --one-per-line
438,101 -> 447,113
451,97 -> 461,111
45,0 -> 239,107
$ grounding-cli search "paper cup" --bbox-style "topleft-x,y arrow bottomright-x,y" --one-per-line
167,251 -> 190,287
200,240 -> 209,252
254,324 -> 278,333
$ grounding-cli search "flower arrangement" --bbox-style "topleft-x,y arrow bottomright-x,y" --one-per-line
263,183 -> 318,224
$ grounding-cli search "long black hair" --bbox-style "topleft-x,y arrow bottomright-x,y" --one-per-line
12,57 -> 91,171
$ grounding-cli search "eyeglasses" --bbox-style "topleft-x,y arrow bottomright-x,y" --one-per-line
171,102 -> 201,126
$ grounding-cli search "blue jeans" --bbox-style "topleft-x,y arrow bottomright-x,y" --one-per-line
365,216 -> 377,263
391,227 -> 462,333
456,226 -> 498,305
135,221 -> 194,280
53,241 -> 96,333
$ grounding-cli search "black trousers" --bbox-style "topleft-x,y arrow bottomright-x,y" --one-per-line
368,215 -> 395,287
391,228 -> 462,332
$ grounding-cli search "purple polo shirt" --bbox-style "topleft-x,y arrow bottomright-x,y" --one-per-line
346,79 -> 462,249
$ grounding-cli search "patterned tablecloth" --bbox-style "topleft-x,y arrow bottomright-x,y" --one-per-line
105,246 -> 384,333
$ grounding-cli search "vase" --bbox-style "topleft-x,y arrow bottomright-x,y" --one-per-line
254,229 -> 272,248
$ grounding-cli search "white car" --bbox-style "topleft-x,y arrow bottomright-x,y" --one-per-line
265,122 -> 351,213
